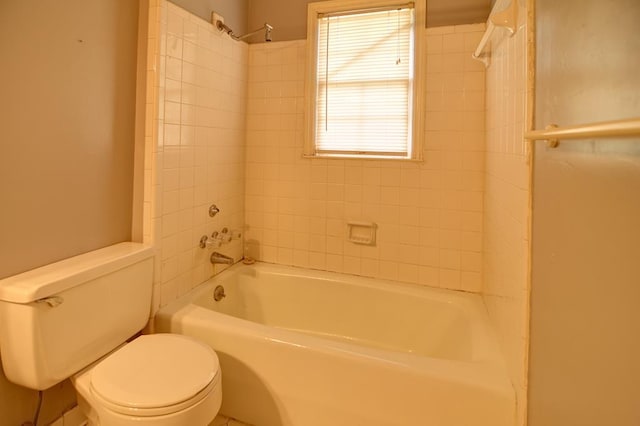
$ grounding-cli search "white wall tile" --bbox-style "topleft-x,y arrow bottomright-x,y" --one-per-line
144,8 -> 526,422
144,1 -> 246,311
482,2 -> 530,425
244,30 -> 485,292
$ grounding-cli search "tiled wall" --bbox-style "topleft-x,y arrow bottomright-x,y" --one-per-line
482,2 -> 530,424
142,6 -> 528,421
244,25 -> 486,292
144,0 -> 247,314
140,3 -> 531,422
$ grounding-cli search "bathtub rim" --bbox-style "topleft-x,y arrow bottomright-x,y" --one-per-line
157,261 -> 510,368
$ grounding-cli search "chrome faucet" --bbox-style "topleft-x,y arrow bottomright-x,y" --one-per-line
210,252 -> 234,265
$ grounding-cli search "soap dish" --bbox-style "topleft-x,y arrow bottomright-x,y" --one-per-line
347,221 -> 377,245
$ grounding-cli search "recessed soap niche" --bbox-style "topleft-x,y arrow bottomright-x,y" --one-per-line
347,221 -> 377,245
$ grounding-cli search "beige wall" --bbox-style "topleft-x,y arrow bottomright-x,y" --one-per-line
0,0 -> 140,279
244,25 -> 486,292
427,0 -> 492,28
169,0 -> 248,34
247,0 -> 309,42
144,1 -> 246,315
482,1 -> 530,424
247,0 -> 491,42
0,0 -> 141,423
529,145 -> 640,426
528,0 -> 640,425
0,376 -> 77,426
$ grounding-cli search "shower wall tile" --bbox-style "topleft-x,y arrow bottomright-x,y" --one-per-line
143,1 -> 247,315
482,2 -> 529,425
244,24 -> 486,293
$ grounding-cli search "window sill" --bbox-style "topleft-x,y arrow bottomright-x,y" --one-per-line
302,154 -> 423,162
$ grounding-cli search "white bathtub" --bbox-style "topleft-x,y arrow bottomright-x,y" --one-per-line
155,263 -> 514,426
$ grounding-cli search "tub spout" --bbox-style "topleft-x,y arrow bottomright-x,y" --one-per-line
210,252 -> 234,265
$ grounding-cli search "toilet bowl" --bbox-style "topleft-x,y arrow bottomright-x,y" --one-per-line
72,334 -> 222,426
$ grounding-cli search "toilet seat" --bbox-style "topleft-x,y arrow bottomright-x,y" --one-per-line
89,334 -> 220,417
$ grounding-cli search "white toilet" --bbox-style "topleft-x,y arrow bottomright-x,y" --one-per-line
0,243 -> 222,425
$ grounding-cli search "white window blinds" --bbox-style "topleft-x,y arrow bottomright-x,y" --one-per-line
315,5 -> 415,158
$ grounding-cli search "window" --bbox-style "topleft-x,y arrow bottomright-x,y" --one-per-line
304,0 -> 426,160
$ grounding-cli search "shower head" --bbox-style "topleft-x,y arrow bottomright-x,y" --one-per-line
265,23 -> 273,42
215,19 -> 274,43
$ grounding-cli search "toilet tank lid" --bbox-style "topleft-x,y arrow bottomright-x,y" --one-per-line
0,243 -> 154,304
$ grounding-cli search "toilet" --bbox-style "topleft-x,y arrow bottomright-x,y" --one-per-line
72,334 -> 221,425
0,243 -> 221,425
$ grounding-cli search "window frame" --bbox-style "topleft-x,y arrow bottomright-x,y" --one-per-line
303,0 -> 427,161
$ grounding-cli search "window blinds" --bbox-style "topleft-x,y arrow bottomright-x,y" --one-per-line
315,6 -> 415,157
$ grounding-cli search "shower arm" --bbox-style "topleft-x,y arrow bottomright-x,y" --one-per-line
215,20 -> 273,42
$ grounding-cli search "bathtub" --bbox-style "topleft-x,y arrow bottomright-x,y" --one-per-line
155,262 -> 514,426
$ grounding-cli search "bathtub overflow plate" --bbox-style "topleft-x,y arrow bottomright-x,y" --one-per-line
213,285 -> 226,301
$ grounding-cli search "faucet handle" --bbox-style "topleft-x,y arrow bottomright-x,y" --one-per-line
215,228 -> 233,243
199,235 -> 222,249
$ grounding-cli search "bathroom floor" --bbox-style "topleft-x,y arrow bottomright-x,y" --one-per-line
211,414 -> 252,426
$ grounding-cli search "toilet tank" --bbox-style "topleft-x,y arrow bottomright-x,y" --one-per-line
0,243 -> 154,390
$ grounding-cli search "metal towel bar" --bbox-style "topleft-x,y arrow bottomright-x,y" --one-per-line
525,118 -> 640,147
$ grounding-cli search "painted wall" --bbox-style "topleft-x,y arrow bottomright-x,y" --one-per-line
0,0 -> 140,279
0,0 -> 141,423
247,0 -> 492,42
528,0 -> 640,425
482,0 -> 530,424
169,0 -> 248,34
244,25 -> 486,292
427,0 -> 493,28
144,0 -> 246,315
